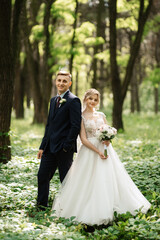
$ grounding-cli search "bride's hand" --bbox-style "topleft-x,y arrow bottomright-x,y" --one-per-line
98,151 -> 108,160
102,140 -> 110,146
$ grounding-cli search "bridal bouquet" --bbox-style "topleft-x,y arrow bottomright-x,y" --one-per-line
96,124 -> 117,157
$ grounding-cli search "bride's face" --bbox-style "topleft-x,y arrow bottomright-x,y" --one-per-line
85,94 -> 99,109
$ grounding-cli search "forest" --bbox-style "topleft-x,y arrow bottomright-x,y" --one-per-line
0,0 -> 160,239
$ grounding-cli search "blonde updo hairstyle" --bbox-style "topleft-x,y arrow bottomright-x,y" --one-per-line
83,88 -> 100,110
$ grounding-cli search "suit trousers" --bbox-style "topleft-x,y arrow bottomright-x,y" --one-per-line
37,143 -> 74,207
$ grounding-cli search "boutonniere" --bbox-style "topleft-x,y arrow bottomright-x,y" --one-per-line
59,98 -> 67,105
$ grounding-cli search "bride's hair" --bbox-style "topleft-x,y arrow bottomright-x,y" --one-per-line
83,88 -> 100,110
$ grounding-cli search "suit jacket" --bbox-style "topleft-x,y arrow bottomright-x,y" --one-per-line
39,91 -> 81,153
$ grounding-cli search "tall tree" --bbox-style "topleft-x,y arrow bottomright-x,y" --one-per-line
21,0 -> 46,123
154,31 -> 160,113
14,59 -> 25,118
42,0 -> 55,123
21,0 -> 55,124
91,0 -> 106,90
69,0 -> 79,91
0,0 -> 23,162
109,0 -> 153,130
130,58 -> 141,113
0,0 -> 13,162
13,0 -> 27,119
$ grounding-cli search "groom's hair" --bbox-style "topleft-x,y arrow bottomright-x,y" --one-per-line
57,71 -> 72,81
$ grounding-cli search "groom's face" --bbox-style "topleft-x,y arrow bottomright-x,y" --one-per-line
56,74 -> 71,94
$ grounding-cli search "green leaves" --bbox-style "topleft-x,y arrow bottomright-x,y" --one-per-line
84,37 -> 105,47
30,25 -> 44,42
145,67 -> 160,87
144,14 -> 160,36
117,0 -> 139,31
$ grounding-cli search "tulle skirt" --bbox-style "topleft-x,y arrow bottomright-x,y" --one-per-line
52,137 -> 151,225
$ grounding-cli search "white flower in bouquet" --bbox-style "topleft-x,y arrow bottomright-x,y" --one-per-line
96,124 -> 117,157
97,124 -> 117,141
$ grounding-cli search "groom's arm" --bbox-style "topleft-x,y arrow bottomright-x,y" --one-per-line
63,98 -> 81,152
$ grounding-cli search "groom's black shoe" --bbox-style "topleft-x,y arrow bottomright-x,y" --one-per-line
36,203 -> 48,211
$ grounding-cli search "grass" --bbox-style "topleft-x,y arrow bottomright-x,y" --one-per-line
0,109 -> 160,240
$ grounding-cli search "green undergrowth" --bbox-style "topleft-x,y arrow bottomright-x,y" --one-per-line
0,110 -> 160,239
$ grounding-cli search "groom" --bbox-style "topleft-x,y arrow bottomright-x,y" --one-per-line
37,71 -> 81,208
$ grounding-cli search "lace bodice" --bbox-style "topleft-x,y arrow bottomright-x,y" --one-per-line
82,111 -> 106,138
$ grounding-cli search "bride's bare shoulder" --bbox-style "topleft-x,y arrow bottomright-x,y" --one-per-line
96,111 -> 106,117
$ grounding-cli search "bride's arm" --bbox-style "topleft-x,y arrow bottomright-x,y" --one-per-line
79,120 -> 107,159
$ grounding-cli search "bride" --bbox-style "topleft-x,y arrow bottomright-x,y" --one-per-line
52,88 -> 151,226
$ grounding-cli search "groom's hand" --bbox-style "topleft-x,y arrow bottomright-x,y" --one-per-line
37,149 -> 43,159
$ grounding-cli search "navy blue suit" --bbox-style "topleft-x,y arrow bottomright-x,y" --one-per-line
37,91 -> 81,207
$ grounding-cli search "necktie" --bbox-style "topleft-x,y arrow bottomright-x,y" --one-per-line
56,96 -> 61,108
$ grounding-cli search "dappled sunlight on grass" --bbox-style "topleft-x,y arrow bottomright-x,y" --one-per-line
122,112 -> 160,140
11,110 -> 44,158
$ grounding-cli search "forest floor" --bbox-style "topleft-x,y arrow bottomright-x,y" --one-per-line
0,109 -> 160,240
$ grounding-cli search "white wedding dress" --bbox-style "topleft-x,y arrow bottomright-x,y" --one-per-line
52,112 -> 151,225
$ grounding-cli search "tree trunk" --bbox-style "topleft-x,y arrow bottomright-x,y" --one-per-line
154,31 -> 160,114
29,44 -> 43,124
99,85 -> 104,109
154,87 -> 159,114
92,0 -> 105,91
130,76 -> 135,113
14,61 -> 25,118
75,71 -> 79,96
112,99 -> 124,131
12,0 -> 24,65
109,0 -> 153,130
22,57 -> 31,108
41,0 -> 55,124
12,0 -> 25,117
21,2 -> 43,123
0,0 -> 13,162
92,46 -> 98,89
109,0 -> 123,130
130,65 -> 140,113
135,78 -> 140,112
69,0 -> 79,91
121,0 -> 153,102
12,0 -> 27,118
99,60 -> 105,109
